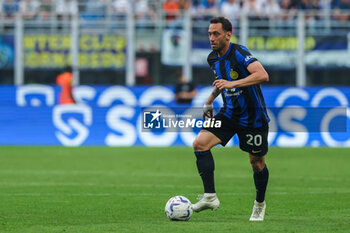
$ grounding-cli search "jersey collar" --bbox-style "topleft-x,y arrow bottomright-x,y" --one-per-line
216,42 -> 232,60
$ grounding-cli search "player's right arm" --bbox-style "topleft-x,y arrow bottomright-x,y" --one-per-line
203,87 -> 220,119
206,86 -> 220,105
204,51 -> 220,119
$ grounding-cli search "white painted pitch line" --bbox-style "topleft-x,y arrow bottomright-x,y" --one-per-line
0,170 -> 347,182
0,182 -> 201,189
1,191 -> 350,197
0,182 -> 348,194
0,170 -> 199,178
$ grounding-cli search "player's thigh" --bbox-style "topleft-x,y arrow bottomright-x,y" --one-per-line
203,112 -> 236,147
237,125 -> 269,156
193,129 -> 222,151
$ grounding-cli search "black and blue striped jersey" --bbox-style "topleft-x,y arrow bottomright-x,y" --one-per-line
207,42 -> 270,128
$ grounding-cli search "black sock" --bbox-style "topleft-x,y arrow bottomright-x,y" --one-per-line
194,150 -> 215,193
253,165 -> 269,203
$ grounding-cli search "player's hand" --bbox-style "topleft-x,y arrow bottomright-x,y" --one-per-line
203,104 -> 213,120
213,79 -> 235,90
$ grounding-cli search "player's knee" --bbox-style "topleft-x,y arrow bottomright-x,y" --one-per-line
250,156 -> 265,172
192,139 -> 201,151
193,139 -> 207,151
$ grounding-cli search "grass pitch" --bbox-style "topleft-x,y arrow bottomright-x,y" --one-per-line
0,146 -> 349,233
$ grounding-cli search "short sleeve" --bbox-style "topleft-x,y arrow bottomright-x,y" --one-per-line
235,45 -> 258,68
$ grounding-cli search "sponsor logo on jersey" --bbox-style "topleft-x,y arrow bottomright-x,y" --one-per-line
224,88 -> 243,96
245,55 -> 253,62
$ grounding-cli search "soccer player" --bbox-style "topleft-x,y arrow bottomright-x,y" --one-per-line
192,17 -> 270,221
56,66 -> 76,105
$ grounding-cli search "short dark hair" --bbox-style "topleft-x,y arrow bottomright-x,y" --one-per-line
209,17 -> 232,32
64,65 -> 73,73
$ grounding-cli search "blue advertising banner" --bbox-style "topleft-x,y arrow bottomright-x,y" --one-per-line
0,85 -> 349,147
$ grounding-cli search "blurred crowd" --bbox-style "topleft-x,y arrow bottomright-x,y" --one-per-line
0,0 -> 349,22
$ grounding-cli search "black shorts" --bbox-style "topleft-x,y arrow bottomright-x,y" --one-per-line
203,113 -> 269,156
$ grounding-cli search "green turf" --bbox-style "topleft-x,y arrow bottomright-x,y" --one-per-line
0,147 -> 349,233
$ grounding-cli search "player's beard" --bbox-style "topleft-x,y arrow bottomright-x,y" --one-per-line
212,38 -> 227,53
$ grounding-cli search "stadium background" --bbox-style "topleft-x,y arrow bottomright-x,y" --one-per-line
0,1 -> 350,232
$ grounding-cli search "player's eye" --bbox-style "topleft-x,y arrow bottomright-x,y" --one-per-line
208,32 -> 219,37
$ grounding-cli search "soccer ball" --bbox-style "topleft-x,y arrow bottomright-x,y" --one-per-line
165,195 -> 193,221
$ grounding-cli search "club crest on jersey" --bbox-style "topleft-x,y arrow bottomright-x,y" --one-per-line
230,69 -> 239,80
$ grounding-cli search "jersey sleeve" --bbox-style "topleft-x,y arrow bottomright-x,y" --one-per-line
207,51 -> 218,78
235,45 -> 258,68
207,51 -> 217,67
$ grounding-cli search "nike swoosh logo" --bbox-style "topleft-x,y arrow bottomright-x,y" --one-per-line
252,150 -> 262,154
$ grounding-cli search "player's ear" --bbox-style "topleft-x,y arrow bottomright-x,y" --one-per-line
226,31 -> 232,41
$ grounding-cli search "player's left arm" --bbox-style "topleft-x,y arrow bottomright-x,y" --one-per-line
213,61 -> 269,90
